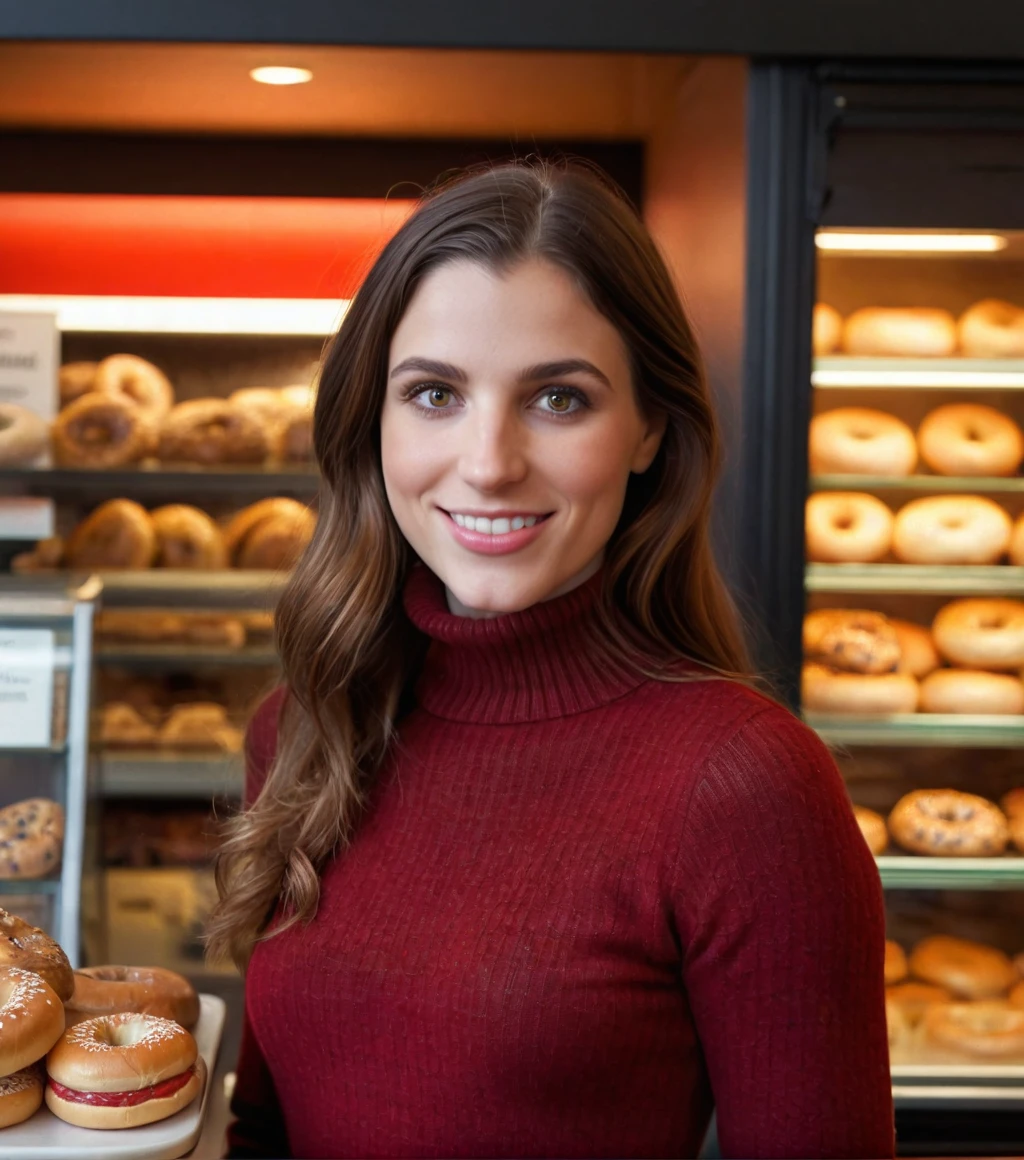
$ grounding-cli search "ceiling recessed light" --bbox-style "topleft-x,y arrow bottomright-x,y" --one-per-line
250,66 -> 313,86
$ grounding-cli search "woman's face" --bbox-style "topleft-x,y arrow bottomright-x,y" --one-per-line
380,257 -> 665,617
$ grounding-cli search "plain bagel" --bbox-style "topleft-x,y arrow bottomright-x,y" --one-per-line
801,663 -> 918,715
842,307 -> 958,357
805,492 -> 893,563
809,407 -> 917,476
919,669 -> 1024,716
958,298 -> 1024,359
932,598 -> 1024,671
917,403 -> 1024,478
892,495 -> 1012,565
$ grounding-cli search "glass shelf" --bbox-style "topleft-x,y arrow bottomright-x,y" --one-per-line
99,751 -> 244,799
806,712 -> 1024,747
805,563 -> 1024,595
50,570 -> 288,610
0,877 -> 61,895
0,464 -> 320,498
95,643 -> 278,668
813,356 -> 1024,390
810,474 -> 1024,493
877,855 -> 1024,890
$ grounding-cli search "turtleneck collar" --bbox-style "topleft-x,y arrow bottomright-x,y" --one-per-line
402,562 -> 647,724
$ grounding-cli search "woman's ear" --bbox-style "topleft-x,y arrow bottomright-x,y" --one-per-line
630,409 -> 668,475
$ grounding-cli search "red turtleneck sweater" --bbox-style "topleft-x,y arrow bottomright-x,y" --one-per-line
227,565 -> 894,1159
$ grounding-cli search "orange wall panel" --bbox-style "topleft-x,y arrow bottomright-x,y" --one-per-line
0,194 -> 414,298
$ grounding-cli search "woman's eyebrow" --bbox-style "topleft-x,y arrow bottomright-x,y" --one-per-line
389,357 -> 467,382
518,359 -> 612,388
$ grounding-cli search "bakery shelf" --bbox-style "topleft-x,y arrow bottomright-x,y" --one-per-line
0,876 -> 62,895
0,464 -> 319,499
95,642 -> 279,667
99,751 -> 243,799
810,474 -> 1024,493
876,855 -> 1024,890
807,712 -> 1024,747
813,356 -> 1024,390
59,569 -> 288,609
805,563 -> 1024,595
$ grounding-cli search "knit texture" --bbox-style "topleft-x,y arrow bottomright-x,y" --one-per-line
228,564 -> 894,1159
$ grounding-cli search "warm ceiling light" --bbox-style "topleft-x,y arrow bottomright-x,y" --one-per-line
249,66 -> 313,86
816,231 -> 1008,254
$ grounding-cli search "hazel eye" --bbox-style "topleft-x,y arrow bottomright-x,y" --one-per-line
545,391 -> 572,413
421,386 -> 452,408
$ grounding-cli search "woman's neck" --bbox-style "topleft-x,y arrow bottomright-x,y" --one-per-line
444,552 -> 605,619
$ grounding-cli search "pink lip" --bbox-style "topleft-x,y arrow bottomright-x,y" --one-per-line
441,510 -> 552,556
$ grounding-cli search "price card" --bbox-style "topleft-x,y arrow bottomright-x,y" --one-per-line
0,628 -> 56,748
0,311 -> 59,421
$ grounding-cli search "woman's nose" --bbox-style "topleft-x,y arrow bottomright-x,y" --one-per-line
457,408 -> 528,491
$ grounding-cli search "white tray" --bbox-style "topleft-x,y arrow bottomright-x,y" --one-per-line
3,993 -> 226,1159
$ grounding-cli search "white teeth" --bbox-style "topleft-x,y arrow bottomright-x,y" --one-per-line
450,513 -> 543,534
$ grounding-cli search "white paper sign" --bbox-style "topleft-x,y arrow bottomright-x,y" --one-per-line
0,628 -> 56,748
0,310 -> 59,421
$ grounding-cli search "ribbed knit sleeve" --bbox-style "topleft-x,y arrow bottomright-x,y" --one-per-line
666,705 -> 894,1159
227,689 -> 290,1159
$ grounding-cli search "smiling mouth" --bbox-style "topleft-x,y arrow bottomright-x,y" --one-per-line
442,510 -> 553,535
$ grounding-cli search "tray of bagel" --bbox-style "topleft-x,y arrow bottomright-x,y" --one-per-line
0,907 -> 224,1158
886,935 -> 1024,1091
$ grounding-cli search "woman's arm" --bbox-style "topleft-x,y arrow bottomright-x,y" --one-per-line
670,703 -> 894,1160
224,687 -> 290,1158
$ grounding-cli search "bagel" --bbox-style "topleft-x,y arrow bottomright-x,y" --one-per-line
99,702 -> 159,749
0,797 -> 63,879
958,298 -> 1024,359
917,404 -> 1024,478
885,940 -> 908,986
805,492 -> 893,563
58,361 -> 98,406
854,806 -> 889,855
158,703 -> 242,753
65,499 -> 156,569
93,355 -> 174,418
803,609 -> 900,674
52,394 -> 156,468
932,598 -> 1024,672
0,1066 -> 44,1129
890,619 -> 941,679
0,966 -> 65,1076
813,304 -> 843,356
1001,788 -> 1024,820
158,398 -> 270,465
886,981 -> 952,1027
0,403 -> 49,467
923,1002 -> 1024,1059
227,387 -> 295,426
223,498 -> 315,569
151,504 -> 228,569
66,966 -> 199,1030
273,406 -> 313,463
911,936 -> 1018,1000
892,495 -> 1012,565
888,789 -> 1009,857
0,908 -> 74,1001
919,669 -> 1024,716
801,663 -> 918,715
809,407 -> 917,476
842,307 -> 958,357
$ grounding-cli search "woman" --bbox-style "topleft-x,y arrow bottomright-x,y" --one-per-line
209,162 -> 894,1159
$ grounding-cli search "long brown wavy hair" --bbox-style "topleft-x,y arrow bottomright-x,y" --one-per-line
206,160 -> 756,971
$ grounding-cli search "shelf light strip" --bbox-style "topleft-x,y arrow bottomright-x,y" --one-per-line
0,295 -> 347,336
812,369 -> 1024,388
816,232 -> 1008,253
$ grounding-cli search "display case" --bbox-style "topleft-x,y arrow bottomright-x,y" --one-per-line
0,574 -> 98,965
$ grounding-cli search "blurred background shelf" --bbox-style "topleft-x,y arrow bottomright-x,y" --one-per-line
53,570 -> 288,608
0,877 -> 62,895
810,475 -> 1024,493
95,642 -> 278,667
0,464 -> 319,500
805,563 -> 1024,595
877,856 -> 1024,890
99,751 -> 243,799
813,356 -> 1024,390
807,712 -> 1024,747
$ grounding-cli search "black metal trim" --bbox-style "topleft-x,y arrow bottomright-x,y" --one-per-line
738,62 -> 821,707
